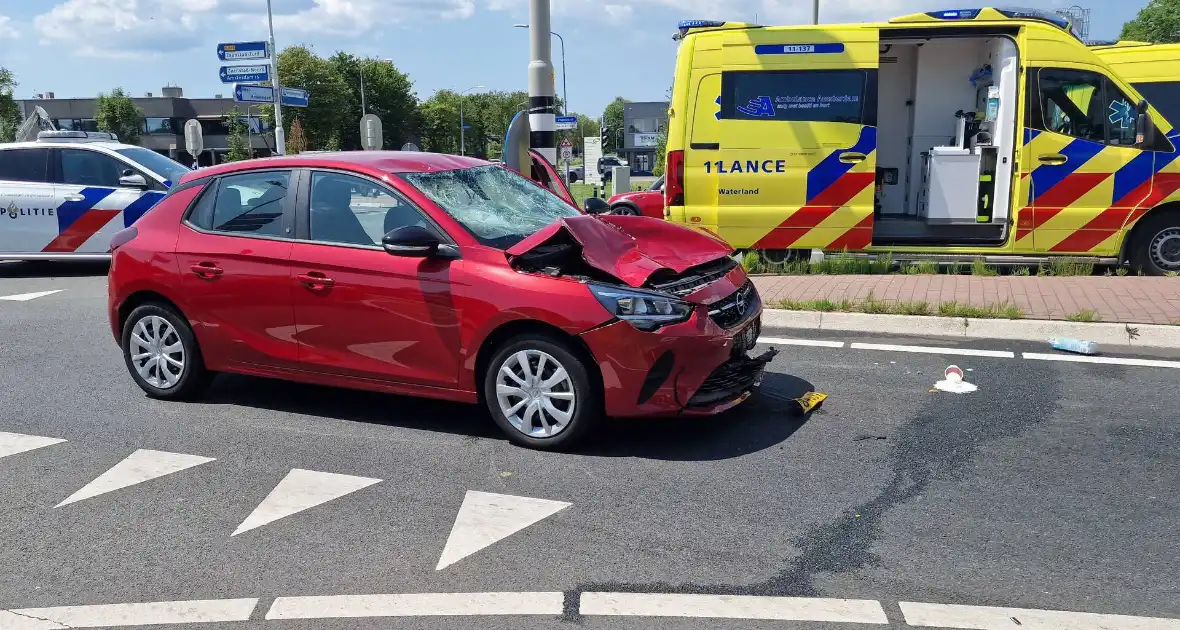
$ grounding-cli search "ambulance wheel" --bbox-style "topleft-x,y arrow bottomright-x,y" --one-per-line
761,249 -> 806,264
1131,210 -> 1180,276
121,304 -> 210,400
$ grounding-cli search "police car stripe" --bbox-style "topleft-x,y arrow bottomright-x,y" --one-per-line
122,191 -> 167,228
55,187 -> 114,234
43,209 -> 121,253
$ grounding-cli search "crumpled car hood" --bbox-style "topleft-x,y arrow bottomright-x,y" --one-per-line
505,214 -> 734,287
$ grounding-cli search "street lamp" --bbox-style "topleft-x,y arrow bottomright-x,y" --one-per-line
459,84 -> 484,156
514,24 -> 566,115
360,58 -> 394,116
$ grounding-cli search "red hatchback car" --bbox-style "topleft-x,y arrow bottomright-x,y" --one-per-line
608,176 -> 664,219
108,152 -> 771,449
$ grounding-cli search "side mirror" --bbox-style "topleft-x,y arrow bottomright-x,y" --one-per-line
1135,99 -> 1154,147
583,197 -> 610,215
118,171 -> 148,189
382,225 -> 444,257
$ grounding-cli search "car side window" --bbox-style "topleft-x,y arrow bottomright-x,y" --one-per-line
189,171 -> 290,237
0,148 -> 51,183
60,148 -> 125,187
307,171 -> 431,247
1035,69 -> 1107,143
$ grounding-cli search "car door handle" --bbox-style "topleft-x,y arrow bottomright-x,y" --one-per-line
1039,153 -> 1068,165
839,152 -> 867,163
190,263 -> 223,279
63,193 -> 86,202
296,272 -> 335,289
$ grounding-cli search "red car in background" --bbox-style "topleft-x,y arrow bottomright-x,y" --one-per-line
107,152 -> 769,450
608,176 -> 664,219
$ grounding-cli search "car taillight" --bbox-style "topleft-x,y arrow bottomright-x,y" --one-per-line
110,227 -> 138,251
665,150 -> 685,207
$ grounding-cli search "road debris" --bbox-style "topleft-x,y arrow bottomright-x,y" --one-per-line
790,391 -> 827,414
1049,337 -> 1099,355
934,365 -> 977,394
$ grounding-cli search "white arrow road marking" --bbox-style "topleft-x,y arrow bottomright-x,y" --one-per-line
0,432 -> 67,460
265,593 -> 564,619
232,468 -> 382,536
900,602 -> 1180,630
56,449 -> 215,508
580,593 -> 889,623
0,290 -> 64,302
0,598 -> 258,629
436,490 -> 571,570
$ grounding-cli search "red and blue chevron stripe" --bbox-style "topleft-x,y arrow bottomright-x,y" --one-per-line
42,188 -> 166,253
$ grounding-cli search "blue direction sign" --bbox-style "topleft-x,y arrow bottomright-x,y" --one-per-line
234,84 -> 274,104
217,41 -> 269,62
219,64 -> 270,84
280,87 -> 309,108
555,115 -> 577,130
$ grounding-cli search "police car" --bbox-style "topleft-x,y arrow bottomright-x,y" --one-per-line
0,130 -> 190,260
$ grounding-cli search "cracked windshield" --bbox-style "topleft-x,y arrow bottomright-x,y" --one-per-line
1,1 -> 1178,629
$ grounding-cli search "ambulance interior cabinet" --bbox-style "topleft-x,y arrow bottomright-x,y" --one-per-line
923,147 -> 981,224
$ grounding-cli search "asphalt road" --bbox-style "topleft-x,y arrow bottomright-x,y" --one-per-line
1,261 -> 1178,630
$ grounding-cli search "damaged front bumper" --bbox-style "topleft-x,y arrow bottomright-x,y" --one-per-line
682,346 -> 778,414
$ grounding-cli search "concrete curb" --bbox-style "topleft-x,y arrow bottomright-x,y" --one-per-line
761,309 -> 1180,349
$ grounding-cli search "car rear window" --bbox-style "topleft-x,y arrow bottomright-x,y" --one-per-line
0,148 -> 51,183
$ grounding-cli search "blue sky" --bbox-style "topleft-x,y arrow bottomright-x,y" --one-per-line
0,0 -> 1148,118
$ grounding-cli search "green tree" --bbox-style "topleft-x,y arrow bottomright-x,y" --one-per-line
95,87 -> 143,144
226,106 -> 251,162
601,96 -> 629,154
0,67 -> 20,143
1120,0 -> 1180,43
259,46 -> 351,151
329,53 -> 418,150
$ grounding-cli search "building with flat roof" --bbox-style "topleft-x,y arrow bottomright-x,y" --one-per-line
16,86 -> 273,166
622,101 -> 668,176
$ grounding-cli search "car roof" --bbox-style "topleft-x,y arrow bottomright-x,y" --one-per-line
180,151 -> 489,184
0,140 -> 135,151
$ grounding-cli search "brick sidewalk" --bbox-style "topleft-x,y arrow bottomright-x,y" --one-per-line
751,275 -> 1180,325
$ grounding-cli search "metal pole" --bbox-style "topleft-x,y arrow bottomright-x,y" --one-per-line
266,0 -> 285,155
528,0 -> 557,165
360,66 -> 367,115
460,98 -> 465,156
812,0 -> 819,24
554,31 -> 567,115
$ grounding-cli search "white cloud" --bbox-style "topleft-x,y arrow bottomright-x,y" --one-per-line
271,0 -> 477,34
33,0 -> 215,57
0,15 -> 18,39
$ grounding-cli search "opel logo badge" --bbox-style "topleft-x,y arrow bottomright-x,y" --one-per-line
735,289 -> 748,314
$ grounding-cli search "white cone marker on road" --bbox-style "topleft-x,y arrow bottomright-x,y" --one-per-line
232,468 -> 382,536
0,290 -> 64,302
0,431 -> 66,460
436,490 -> 571,570
56,449 -> 215,507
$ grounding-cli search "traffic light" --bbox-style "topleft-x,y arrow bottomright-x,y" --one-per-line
601,124 -> 609,147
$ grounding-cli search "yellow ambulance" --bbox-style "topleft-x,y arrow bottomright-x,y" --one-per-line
1091,41 -> 1180,130
663,8 -> 1180,274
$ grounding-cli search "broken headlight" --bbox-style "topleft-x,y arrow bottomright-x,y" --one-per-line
588,284 -> 694,331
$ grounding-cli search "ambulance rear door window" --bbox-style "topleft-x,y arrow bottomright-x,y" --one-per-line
720,70 -> 876,125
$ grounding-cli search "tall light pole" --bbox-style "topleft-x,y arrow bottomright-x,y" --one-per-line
526,0 -> 557,165
514,24 -> 566,115
813,0 -> 819,24
459,84 -> 484,156
265,0 -> 285,155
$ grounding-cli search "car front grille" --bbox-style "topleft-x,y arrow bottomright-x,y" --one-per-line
646,257 -> 738,298
687,347 -> 777,408
709,280 -> 755,330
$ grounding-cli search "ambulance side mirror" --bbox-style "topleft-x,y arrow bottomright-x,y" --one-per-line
118,169 -> 148,189
1135,99 -> 1154,149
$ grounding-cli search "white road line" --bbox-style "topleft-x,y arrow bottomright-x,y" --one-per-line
1,598 -> 258,628
436,490 -> 571,570
850,342 -> 1016,358
233,468 -> 382,536
56,449 -> 215,508
900,602 -> 1180,630
580,593 -> 888,624
1022,352 -> 1180,369
0,290 -> 64,302
0,432 -> 66,461
265,593 -> 564,619
759,336 -> 846,348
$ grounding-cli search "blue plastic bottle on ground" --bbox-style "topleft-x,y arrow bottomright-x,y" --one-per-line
1049,337 -> 1099,355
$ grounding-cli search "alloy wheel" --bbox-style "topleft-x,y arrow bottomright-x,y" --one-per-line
495,349 -> 576,438
128,315 -> 186,389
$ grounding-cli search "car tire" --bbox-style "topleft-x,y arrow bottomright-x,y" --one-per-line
121,303 -> 211,400
611,203 -> 640,216
482,334 -> 601,450
1130,210 -> 1180,276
